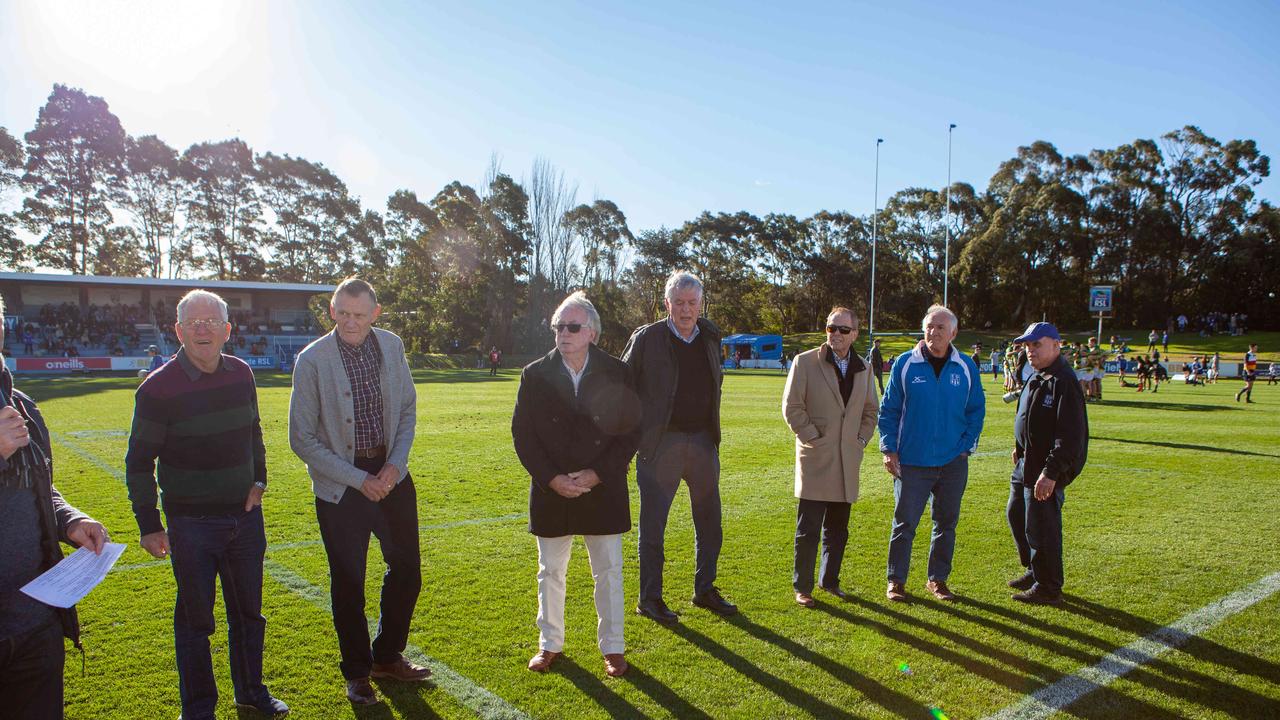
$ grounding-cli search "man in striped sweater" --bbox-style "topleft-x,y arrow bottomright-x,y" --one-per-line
125,290 -> 287,720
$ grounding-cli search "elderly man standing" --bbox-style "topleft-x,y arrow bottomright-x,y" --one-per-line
1,297 -> 109,720
622,271 -> 736,623
512,291 -> 641,677
1007,323 -> 1088,605
783,307 -> 879,607
125,289 -> 287,719
289,278 -> 427,707
878,305 -> 985,603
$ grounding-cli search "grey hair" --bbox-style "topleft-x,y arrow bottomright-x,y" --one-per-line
664,271 -> 704,303
921,304 -> 958,332
177,289 -> 229,323
551,290 -> 601,340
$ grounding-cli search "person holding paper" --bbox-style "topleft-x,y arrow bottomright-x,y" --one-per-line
125,290 -> 288,719
0,295 -> 108,720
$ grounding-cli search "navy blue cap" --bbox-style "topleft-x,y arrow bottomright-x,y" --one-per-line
1014,322 -> 1061,343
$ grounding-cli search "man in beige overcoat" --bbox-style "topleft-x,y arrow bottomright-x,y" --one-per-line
782,307 -> 880,607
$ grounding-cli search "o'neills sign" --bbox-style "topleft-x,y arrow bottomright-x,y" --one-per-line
15,357 -> 113,372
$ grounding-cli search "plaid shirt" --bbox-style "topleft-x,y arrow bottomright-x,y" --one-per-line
336,329 -> 385,451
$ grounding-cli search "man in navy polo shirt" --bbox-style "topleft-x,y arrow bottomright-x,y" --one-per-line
878,305 -> 985,603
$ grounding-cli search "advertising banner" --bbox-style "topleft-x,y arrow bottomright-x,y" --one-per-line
14,356 -> 114,372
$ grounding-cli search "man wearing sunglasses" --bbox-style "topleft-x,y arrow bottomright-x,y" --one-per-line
877,305 -> 985,603
783,308 -> 880,607
622,271 -> 736,623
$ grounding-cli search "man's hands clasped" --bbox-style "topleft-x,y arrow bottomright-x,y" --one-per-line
360,463 -> 402,502
549,468 -> 601,498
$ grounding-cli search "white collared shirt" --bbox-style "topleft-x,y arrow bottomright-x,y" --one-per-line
666,316 -> 700,344
563,353 -> 589,395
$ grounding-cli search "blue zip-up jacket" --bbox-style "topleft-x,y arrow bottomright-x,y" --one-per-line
877,342 -> 985,467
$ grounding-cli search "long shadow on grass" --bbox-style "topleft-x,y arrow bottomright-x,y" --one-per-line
1064,596 -> 1280,684
725,612 -> 932,719
1089,435 -> 1280,458
554,656 -> 648,719
1106,400 -> 1238,413
942,595 -> 1280,718
669,621 -> 867,719
623,666 -> 715,720
371,679 -> 444,720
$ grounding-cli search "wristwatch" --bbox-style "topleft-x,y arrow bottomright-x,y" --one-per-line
254,481 -> 267,491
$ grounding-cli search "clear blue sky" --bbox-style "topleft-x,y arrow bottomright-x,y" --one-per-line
2,0 -> 1277,233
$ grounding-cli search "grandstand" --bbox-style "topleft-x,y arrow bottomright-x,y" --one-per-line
0,272 -> 334,373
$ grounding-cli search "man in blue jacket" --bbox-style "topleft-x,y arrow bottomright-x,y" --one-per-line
878,305 -> 985,602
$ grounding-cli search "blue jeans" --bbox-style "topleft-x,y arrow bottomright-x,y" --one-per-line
887,454 -> 969,583
167,507 -> 268,720
636,431 -> 722,600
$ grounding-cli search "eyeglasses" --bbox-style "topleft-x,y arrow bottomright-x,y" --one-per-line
554,323 -> 586,334
825,325 -> 854,335
181,319 -> 226,331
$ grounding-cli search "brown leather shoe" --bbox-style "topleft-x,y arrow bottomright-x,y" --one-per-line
926,580 -> 956,601
371,655 -> 432,682
794,591 -> 816,608
603,653 -> 629,677
527,649 -> 561,672
345,677 -> 379,705
886,580 -> 907,602
819,584 -> 849,599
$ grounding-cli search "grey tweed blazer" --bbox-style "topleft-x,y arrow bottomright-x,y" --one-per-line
288,327 -> 417,504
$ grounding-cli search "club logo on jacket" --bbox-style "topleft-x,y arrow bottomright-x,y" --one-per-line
911,376 -> 926,384
950,374 -> 962,387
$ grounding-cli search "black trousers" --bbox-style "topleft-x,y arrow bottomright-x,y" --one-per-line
1006,482 -> 1065,593
0,619 -> 64,719
316,454 -> 421,680
793,499 -> 851,593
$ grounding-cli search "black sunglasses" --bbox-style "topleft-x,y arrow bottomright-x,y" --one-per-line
554,323 -> 585,334
826,325 -> 854,335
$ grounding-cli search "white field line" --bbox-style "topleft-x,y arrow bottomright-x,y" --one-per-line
984,570 -> 1280,720
50,431 -> 530,720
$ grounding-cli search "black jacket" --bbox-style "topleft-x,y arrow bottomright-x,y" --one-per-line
1012,355 -> 1089,488
511,345 -> 641,537
620,317 -> 723,462
0,366 -> 88,649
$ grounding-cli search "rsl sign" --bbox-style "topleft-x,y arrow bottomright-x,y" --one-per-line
1088,286 -> 1114,313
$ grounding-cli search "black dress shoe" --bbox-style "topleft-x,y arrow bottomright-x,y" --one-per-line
692,587 -> 738,616
636,598 -> 679,624
1012,586 -> 1063,606
819,584 -> 849,599
1007,570 -> 1036,591
234,694 -> 290,716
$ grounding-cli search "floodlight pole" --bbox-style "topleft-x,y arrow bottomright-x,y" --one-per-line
869,138 -> 883,339
944,123 -> 955,307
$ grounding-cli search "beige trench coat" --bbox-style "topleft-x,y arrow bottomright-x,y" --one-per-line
782,345 -> 880,503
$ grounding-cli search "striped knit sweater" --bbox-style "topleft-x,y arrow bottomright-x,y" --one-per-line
125,349 -> 267,535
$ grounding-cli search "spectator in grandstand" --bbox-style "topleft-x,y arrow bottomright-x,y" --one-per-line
867,338 -> 885,394
783,307 -> 879,608
511,291 -> 640,678
622,270 -> 737,623
878,305 -> 985,602
288,278 -> 428,706
0,298 -> 110,718
1007,322 -> 1088,606
124,290 -> 287,719
1236,343 -> 1259,403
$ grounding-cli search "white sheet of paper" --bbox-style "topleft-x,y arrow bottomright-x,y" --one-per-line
20,542 -> 127,608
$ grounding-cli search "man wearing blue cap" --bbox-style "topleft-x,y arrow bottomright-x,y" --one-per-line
1007,322 -> 1088,605
878,305 -> 985,602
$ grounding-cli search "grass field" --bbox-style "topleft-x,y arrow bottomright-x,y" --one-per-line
27,360 -> 1280,719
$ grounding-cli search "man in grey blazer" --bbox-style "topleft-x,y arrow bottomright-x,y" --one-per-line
288,278 -> 428,706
